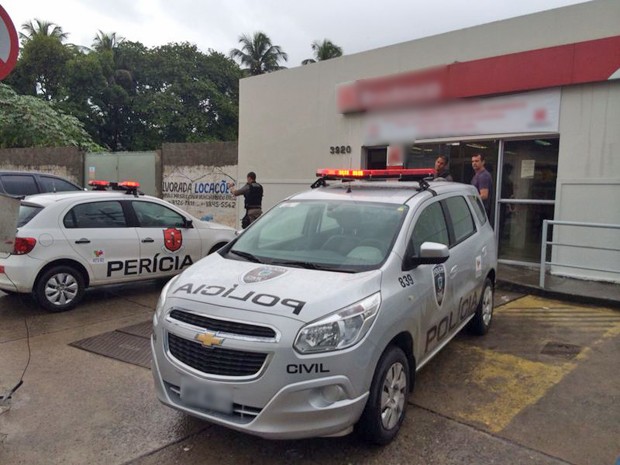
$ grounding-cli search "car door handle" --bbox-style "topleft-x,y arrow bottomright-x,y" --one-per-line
141,238 -> 155,243
450,265 -> 459,278
75,239 -> 90,244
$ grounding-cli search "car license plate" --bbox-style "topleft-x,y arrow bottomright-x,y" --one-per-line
180,378 -> 233,414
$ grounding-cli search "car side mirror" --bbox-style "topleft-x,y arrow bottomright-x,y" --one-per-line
183,218 -> 193,228
403,241 -> 450,270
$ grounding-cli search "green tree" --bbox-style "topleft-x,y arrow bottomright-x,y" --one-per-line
91,31 -> 125,52
229,32 -> 288,76
302,39 -> 343,65
0,83 -> 103,151
6,19 -> 74,99
19,19 -> 69,44
131,43 -> 242,149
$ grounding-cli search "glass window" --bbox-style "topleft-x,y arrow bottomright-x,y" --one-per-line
410,202 -> 449,255
502,139 -> 558,201
230,200 -> 407,272
64,201 -> 126,228
1,175 -> 38,196
444,196 -> 476,245
498,203 -> 555,262
132,201 -> 186,228
17,205 -> 43,227
39,176 -> 80,193
469,195 -> 487,225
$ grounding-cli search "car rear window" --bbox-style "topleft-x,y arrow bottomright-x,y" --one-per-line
18,204 -> 44,227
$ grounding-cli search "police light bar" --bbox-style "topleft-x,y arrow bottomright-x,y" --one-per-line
117,181 -> 140,189
316,168 -> 435,180
88,180 -> 110,190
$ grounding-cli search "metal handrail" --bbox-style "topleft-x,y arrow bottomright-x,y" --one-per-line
539,220 -> 620,288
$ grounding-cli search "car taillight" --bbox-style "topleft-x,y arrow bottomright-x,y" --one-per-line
13,237 -> 37,255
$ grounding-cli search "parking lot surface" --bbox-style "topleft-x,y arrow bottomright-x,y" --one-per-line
0,283 -> 618,465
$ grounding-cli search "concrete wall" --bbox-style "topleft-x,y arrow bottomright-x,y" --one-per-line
0,142 -> 240,228
0,147 -> 83,186
161,142 -> 239,227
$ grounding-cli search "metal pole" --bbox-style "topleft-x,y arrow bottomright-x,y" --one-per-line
539,220 -> 548,288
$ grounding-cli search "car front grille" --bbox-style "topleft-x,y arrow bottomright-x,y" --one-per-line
169,309 -> 276,339
168,333 -> 267,377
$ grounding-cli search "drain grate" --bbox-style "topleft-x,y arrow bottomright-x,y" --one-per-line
541,341 -> 582,359
70,321 -> 152,369
117,321 -> 152,339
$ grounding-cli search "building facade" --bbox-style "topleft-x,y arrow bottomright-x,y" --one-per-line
238,0 -> 620,282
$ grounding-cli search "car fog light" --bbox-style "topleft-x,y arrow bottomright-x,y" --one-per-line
309,385 -> 346,408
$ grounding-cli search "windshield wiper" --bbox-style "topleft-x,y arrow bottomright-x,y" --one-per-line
229,250 -> 263,263
268,259 -> 321,270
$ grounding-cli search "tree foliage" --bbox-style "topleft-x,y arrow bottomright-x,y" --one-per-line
2,19 -> 255,151
230,32 -> 288,76
0,83 -> 103,151
302,39 -> 343,65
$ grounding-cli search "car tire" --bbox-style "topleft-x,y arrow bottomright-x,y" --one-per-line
34,265 -> 85,312
356,345 -> 410,445
467,277 -> 494,335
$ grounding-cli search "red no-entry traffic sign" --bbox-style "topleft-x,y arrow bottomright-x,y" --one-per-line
0,5 -> 18,80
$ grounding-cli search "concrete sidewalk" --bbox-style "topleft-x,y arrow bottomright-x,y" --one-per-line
497,263 -> 620,309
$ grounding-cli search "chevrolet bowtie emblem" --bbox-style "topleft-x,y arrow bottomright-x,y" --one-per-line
195,332 -> 224,347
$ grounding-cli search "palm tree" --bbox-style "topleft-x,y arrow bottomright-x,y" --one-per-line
229,32 -> 288,76
92,31 -> 125,52
302,39 -> 343,65
19,19 -> 69,45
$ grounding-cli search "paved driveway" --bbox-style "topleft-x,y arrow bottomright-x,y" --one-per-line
0,285 -> 618,465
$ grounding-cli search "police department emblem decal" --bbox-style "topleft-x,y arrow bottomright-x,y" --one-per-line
163,228 -> 183,252
243,266 -> 287,283
433,264 -> 446,307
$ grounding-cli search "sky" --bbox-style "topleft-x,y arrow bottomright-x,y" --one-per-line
3,0 -> 593,68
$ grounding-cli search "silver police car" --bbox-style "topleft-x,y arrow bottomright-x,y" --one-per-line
151,168 -> 497,445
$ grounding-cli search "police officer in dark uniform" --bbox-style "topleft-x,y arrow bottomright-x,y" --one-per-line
228,171 -> 263,228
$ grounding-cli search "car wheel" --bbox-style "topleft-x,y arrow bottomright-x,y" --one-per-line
356,345 -> 410,445
34,266 -> 85,312
468,277 -> 494,335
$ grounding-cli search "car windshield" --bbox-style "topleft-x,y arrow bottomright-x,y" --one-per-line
227,200 -> 408,272
17,204 -> 43,227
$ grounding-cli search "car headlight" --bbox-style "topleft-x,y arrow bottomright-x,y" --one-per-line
294,292 -> 381,354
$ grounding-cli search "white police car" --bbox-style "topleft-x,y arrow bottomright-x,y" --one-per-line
151,168 -> 497,445
0,181 -> 236,311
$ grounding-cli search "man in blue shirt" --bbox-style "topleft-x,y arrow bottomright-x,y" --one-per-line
471,153 -> 493,219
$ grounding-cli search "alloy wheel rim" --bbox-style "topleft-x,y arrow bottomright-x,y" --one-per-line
380,362 -> 407,430
45,273 -> 78,306
482,285 -> 493,326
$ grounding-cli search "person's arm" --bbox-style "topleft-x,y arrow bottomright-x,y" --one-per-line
228,182 -> 249,196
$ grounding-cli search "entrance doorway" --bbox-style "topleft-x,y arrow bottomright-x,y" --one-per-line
365,137 -> 559,264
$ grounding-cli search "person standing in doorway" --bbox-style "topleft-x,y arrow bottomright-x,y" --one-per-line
228,172 -> 263,228
471,153 -> 493,219
433,155 -> 453,181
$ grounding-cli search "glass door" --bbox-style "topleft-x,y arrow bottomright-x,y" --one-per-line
498,138 -> 558,263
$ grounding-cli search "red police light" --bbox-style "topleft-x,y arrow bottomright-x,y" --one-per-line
118,181 -> 140,189
316,168 -> 435,180
88,180 -> 110,190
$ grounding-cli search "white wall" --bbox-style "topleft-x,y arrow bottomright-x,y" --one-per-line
552,81 -> 620,282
